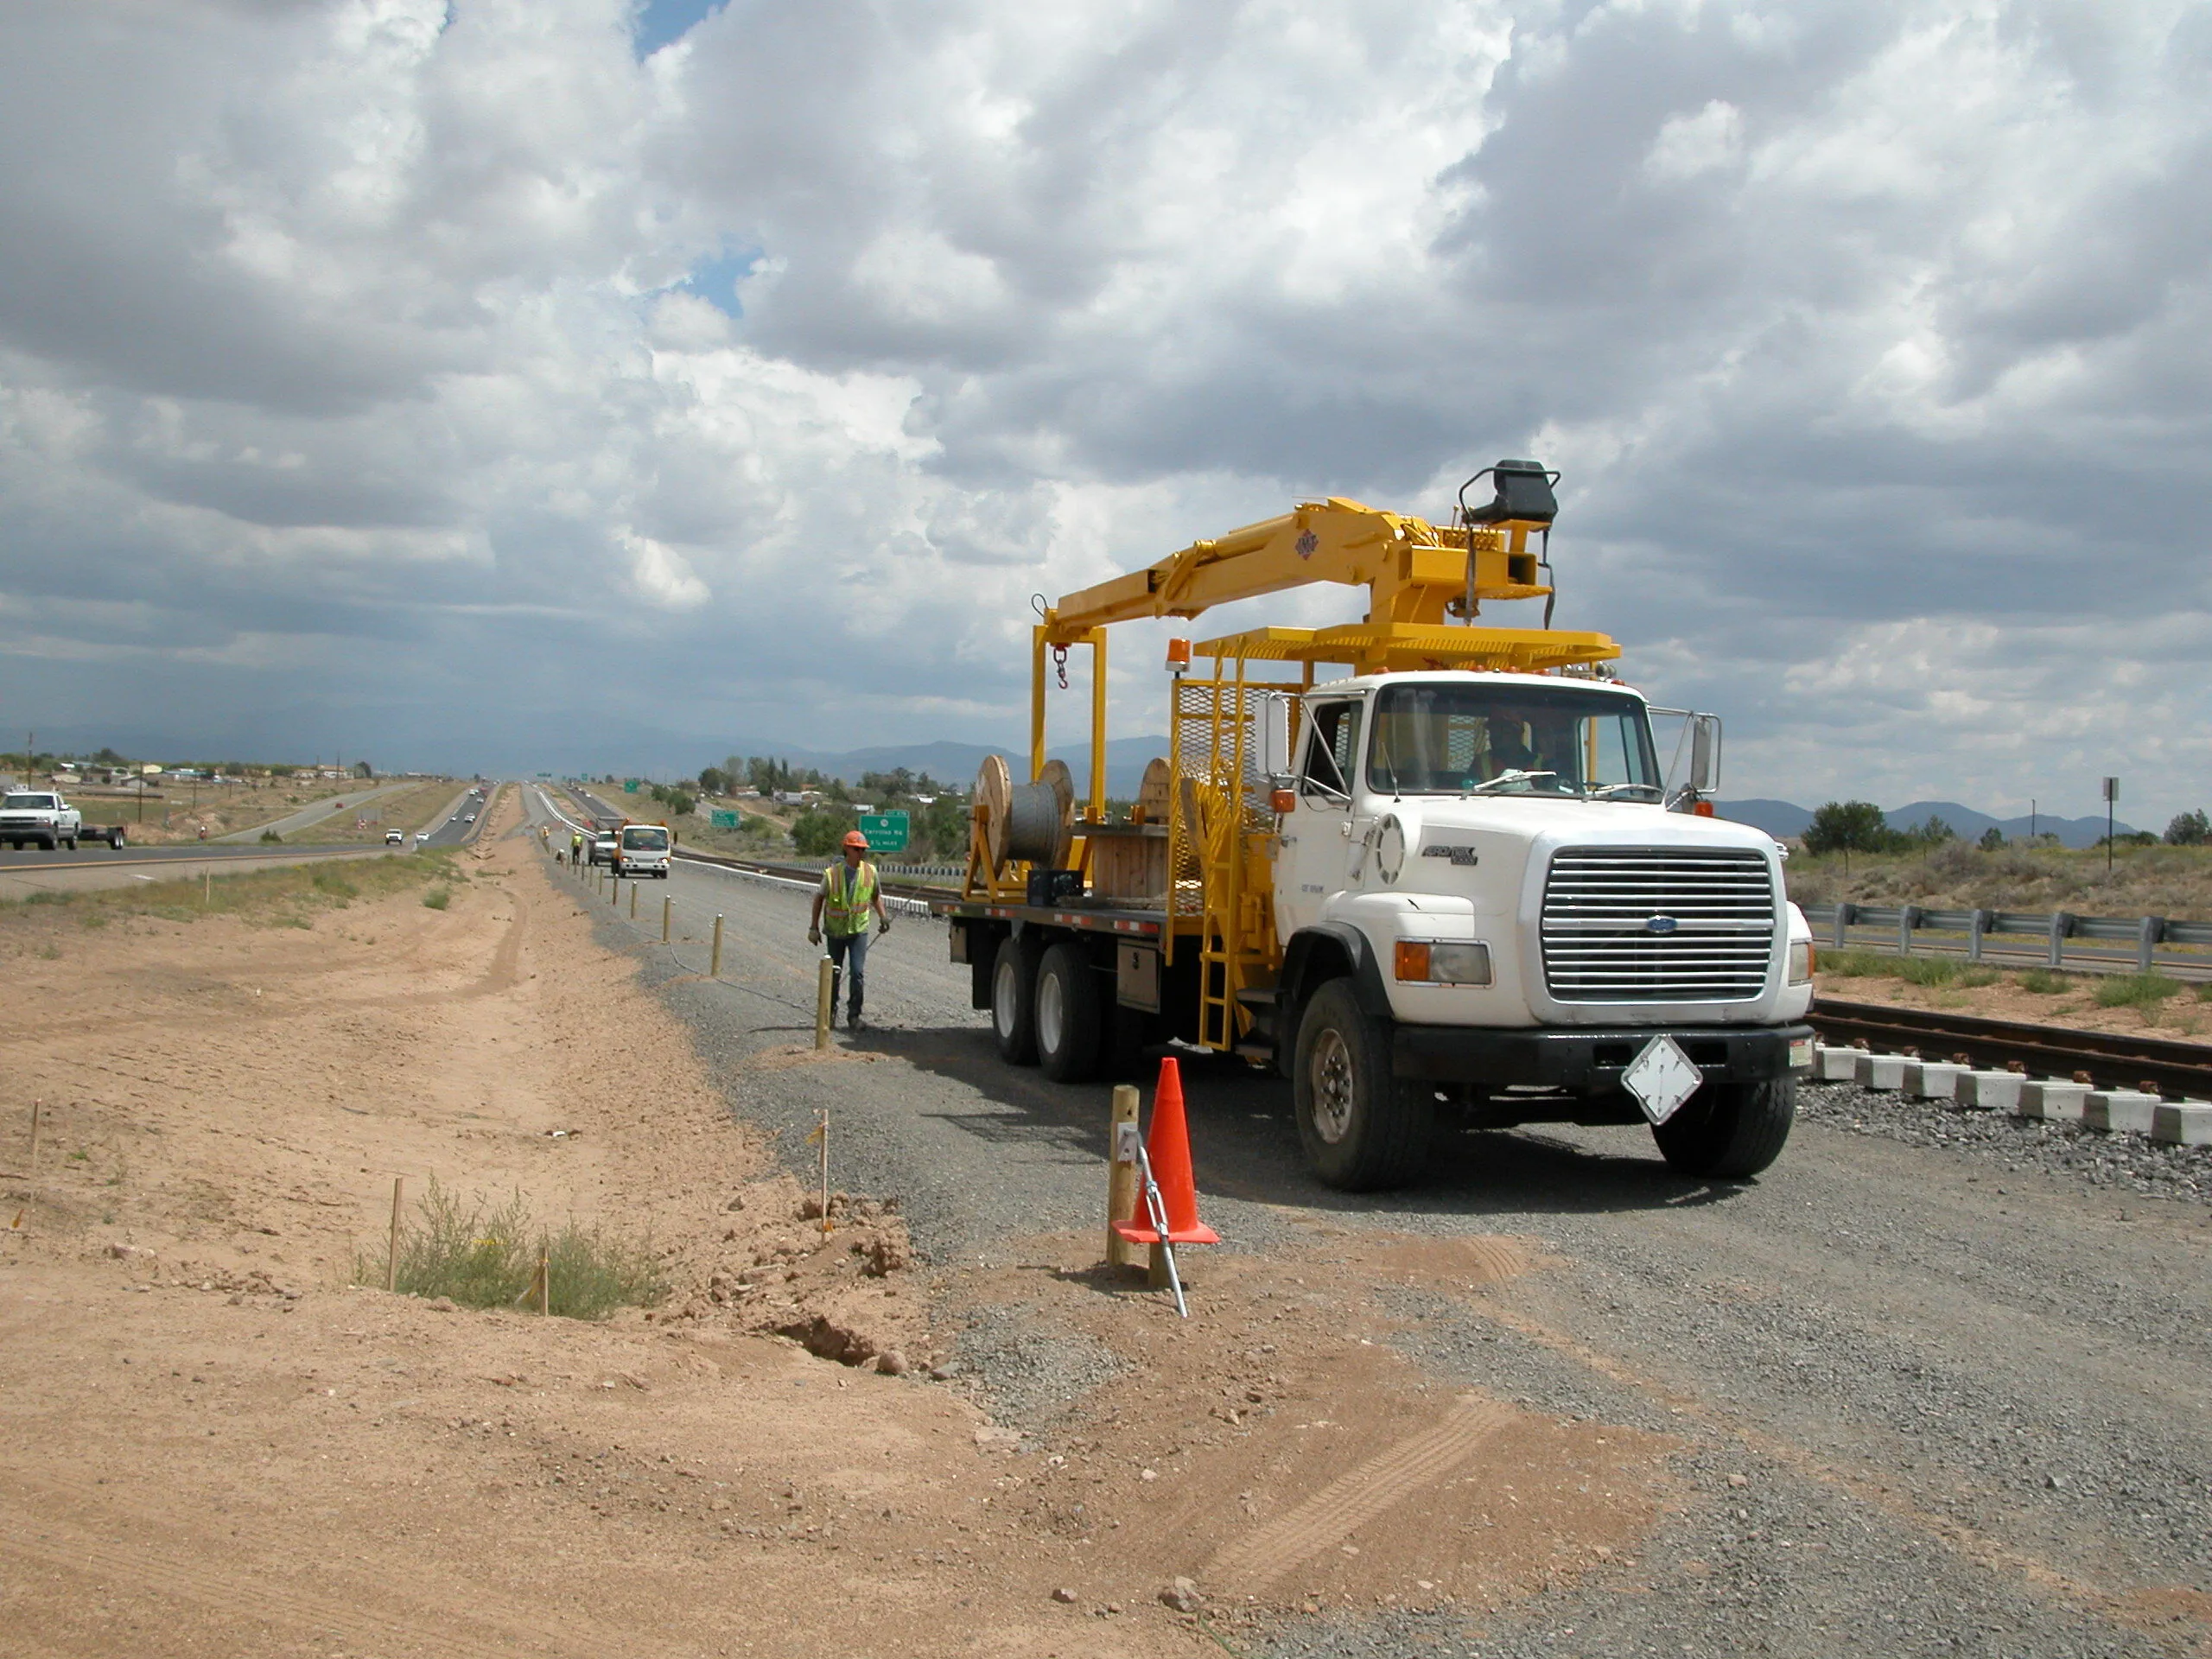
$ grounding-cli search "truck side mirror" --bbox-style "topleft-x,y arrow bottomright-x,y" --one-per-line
1690,714 -> 1722,795
1257,692 -> 1295,785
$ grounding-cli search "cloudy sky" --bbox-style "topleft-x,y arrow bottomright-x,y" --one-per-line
1,0 -> 2205,821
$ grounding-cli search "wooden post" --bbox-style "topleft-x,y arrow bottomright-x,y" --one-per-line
814,956 -> 834,1049
1107,1084 -> 1141,1268
26,1099 -> 41,1173
628,881 -> 637,919
1148,1242 -> 1171,1291
537,1247 -> 550,1316
710,914 -> 724,978
662,895 -> 671,944
386,1177 -> 403,1294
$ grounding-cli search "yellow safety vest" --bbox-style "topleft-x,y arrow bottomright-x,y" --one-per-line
821,860 -> 877,936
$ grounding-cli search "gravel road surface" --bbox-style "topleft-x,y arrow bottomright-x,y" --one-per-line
523,793 -> 2211,1658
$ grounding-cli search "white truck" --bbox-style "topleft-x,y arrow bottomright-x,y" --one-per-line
938,462 -> 1814,1190
612,823 -> 671,878
0,790 -> 122,850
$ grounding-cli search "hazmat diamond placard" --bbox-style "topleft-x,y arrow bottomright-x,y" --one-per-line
1622,1034 -> 1702,1126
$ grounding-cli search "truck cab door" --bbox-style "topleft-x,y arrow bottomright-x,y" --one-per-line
1277,698 -> 1363,941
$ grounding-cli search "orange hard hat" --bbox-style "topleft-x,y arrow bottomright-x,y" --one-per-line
841,830 -> 869,849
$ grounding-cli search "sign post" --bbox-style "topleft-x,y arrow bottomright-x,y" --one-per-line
2103,777 -> 2119,874
858,810 -> 910,854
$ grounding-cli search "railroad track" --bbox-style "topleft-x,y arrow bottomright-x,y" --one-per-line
1809,997 -> 2212,1100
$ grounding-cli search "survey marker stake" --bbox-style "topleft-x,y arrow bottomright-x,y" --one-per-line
806,1109 -> 832,1236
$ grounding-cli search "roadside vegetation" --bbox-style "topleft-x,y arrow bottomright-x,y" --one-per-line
2,848 -> 464,930
1789,825 -> 2212,922
358,1179 -> 666,1320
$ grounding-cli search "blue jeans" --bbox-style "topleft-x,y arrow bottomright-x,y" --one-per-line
826,929 -> 869,1020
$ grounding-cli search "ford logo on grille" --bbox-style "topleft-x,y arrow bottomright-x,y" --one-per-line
1644,914 -> 1680,934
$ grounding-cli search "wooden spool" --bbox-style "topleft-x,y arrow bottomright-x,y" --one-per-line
1033,760 -> 1076,869
1135,758 -> 1172,824
976,754 -> 1013,872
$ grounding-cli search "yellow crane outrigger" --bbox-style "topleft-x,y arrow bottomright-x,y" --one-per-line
968,462 -> 1623,1056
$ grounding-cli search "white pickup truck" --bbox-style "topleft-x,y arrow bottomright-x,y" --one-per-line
0,790 -> 124,850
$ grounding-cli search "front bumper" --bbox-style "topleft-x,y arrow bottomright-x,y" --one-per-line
1394,1022 -> 1814,1093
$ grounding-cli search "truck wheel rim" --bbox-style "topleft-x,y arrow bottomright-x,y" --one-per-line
1038,969 -> 1065,1055
1310,1028 -> 1355,1144
994,958 -> 1020,1040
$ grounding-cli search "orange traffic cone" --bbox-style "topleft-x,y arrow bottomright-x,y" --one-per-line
1112,1058 -> 1219,1246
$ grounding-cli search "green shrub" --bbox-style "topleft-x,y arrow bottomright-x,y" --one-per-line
1956,967 -> 2001,988
2093,973 -> 2183,1010
359,1179 -> 664,1320
1895,956 -> 1959,988
2018,968 -> 2075,994
422,887 -> 451,910
259,829 -> 283,843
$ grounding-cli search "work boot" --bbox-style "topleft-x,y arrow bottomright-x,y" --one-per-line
848,989 -> 865,1032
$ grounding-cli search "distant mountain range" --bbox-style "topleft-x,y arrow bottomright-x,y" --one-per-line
1713,798 -> 2136,850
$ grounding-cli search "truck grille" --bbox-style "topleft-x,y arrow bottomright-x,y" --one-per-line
1541,848 -> 1776,1002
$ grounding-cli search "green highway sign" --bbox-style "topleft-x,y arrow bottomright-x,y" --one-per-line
859,810 -> 910,853
709,809 -> 741,829
623,779 -> 641,793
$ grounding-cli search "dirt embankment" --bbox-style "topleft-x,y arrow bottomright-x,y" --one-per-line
1,790 -> 1687,1656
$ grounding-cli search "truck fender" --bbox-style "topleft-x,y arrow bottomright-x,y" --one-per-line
1280,923 -> 1395,1032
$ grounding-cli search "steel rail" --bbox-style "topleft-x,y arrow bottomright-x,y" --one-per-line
1808,996 -> 2212,1099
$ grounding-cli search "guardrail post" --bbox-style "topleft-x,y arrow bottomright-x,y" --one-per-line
609,874 -> 619,907
2049,912 -> 2070,969
1832,902 -> 1851,951
1898,906 -> 1917,957
1968,909 -> 1988,963
2139,916 -> 2161,976
709,914 -> 723,979
629,882 -> 638,919
662,894 -> 671,944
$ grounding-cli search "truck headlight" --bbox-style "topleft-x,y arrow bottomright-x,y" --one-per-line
1787,939 -> 1815,985
1394,940 -> 1493,985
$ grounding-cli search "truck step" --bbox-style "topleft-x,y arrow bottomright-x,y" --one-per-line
1233,1040 -> 1275,1065
1235,987 -> 1279,1007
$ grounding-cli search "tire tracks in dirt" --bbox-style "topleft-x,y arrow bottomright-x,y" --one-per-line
1203,1393 -> 1515,1593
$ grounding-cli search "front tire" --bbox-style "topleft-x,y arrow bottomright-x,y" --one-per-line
1034,942 -> 1103,1083
991,934 -> 1043,1065
1653,1076 -> 1796,1179
1291,979 -> 1433,1191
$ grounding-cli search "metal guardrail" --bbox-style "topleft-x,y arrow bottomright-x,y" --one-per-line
1804,901 -> 2212,974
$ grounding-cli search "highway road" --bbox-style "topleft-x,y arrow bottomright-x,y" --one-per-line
416,783 -> 492,847
517,781 -> 2211,1658
211,778 -> 422,842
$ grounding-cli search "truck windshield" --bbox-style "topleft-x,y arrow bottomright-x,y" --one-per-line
3,794 -> 55,810
1367,683 -> 1660,799
622,828 -> 668,850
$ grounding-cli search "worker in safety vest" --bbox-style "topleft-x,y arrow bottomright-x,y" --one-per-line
808,830 -> 890,1031
570,829 -> 583,865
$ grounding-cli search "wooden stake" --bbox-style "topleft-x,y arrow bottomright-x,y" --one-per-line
814,956 -> 834,1050
628,881 -> 637,919
710,913 -> 724,978
1107,1084 -> 1141,1269
662,895 -> 671,944
538,1247 -> 551,1316
386,1176 -> 403,1293
26,1099 -> 41,1173
817,1109 -> 831,1236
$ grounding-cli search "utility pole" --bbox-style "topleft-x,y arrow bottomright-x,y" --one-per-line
2103,777 -> 2119,874
2031,798 -> 2037,842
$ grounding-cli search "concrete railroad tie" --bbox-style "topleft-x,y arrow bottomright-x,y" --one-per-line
1810,1046 -> 2210,1145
